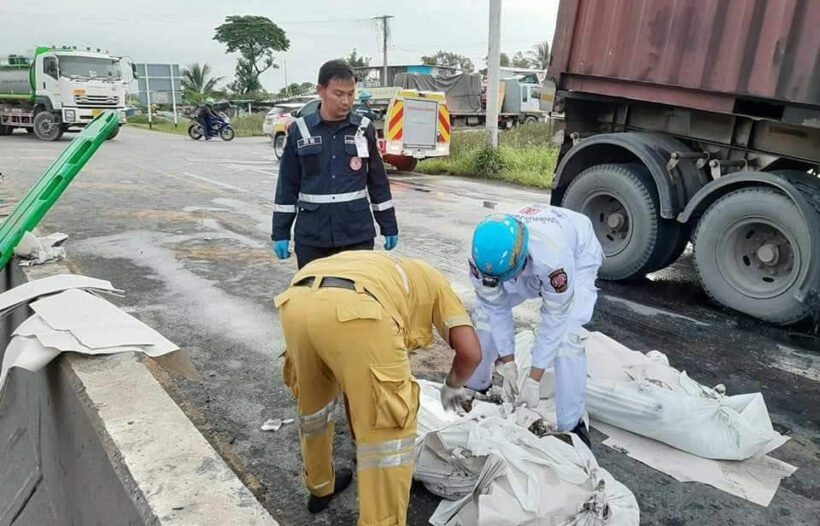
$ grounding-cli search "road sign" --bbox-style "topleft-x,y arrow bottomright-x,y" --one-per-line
135,63 -> 181,127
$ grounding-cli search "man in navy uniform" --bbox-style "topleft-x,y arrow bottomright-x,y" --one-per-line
272,60 -> 399,268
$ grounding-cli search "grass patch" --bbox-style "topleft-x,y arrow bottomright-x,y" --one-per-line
126,113 -> 266,138
416,122 -> 559,189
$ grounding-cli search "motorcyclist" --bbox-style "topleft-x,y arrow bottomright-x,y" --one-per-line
196,98 -> 219,140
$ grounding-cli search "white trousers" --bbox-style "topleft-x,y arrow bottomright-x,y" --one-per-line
466,250 -> 600,431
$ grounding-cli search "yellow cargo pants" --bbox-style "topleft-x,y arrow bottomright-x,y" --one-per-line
276,283 -> 419,526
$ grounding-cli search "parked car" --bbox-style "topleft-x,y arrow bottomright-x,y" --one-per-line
263,103 -> 302,136
271,98 -> 320,159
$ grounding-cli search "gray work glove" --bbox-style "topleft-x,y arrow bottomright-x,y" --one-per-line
440,383 -> 472,413
498,360 -> 520,402
516,377 -> 541,408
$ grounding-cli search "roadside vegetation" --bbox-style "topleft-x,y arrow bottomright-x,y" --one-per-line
126,114 -> 266,138
416,122 -> 560,189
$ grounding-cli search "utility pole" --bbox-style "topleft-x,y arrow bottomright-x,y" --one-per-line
373,15 -> 394,87
486,0 -> 502,147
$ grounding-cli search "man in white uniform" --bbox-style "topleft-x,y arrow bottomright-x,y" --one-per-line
466,205 -> 603,446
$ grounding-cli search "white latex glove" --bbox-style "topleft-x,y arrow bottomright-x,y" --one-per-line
498,361 -> 519,402
440,383 -> 471,412
516,377 -> 540,408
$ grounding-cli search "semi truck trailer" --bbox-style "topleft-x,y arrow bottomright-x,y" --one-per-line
548,0 -> 820,324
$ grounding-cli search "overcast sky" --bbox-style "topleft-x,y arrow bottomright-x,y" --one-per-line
0,0 -> 560,92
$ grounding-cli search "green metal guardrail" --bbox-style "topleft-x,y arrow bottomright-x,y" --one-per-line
0,110 -> 119,269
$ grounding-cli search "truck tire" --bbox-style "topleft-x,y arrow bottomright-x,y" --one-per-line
0,125 -> 12,136
273,133 -> 286,159
561,163 -> 674,280
106,125 -> 120,140
33,111 -> 63,141
645,223 -> 690,273
523,115 -> 538,125
692,187 -> 816,324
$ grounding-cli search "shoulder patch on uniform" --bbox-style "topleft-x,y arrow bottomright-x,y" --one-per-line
548,268 -> 568,293
469,260 -> 480,279
297,136 -> 322,148
519,206 -> 542,215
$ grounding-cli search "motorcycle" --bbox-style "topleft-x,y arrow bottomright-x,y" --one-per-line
188,111 -> 235,141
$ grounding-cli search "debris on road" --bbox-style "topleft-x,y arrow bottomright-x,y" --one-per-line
1,284 -> 178,393
514,330 -> 797,507
0,111 -> 119,271
260,418 -> 294,432
14,231 -> 68,266
414,380 -> 640,526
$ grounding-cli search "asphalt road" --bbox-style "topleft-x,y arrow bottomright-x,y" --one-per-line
1,126 -> 818,525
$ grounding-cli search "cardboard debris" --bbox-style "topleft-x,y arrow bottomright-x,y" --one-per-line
0,274 -> 119,316
594,421 -> 797,507
1,288 -> 178,394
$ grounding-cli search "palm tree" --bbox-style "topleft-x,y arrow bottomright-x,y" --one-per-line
527,41 -> 550,70
181,63 -> 224,102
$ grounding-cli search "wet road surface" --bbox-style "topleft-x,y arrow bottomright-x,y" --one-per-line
1,127 -> 817,525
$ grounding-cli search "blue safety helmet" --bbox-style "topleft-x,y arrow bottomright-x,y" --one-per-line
471,214 -> 529,286
358,91 -> 371,103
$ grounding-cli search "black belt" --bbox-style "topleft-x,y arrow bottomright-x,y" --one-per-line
294,276 -> 357,291
294,276 -> 378,301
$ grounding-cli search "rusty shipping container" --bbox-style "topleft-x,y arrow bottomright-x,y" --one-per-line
549,0 -> 820,119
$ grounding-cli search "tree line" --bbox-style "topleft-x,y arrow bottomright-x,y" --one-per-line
174,15 -> 550,105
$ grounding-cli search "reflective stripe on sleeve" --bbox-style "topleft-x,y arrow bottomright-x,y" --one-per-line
371,199 -> 394,212
295,117 -> 311,140
273,204 -> 297,213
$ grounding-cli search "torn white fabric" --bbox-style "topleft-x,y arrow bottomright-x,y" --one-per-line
14,231 -> 68,266
414,380 -> 640,526
0,289 -> 178,393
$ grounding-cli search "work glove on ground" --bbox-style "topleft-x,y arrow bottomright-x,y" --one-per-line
273,240 -> 290,260
383,234 -> 398,251
516,377 -> 540,408
440,383 -> 471,413
498,360 -> 520,402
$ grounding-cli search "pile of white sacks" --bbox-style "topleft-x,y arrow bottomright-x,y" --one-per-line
414,330 -> 789,524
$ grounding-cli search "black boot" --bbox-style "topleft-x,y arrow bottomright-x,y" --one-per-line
571,420 -> 592,449
307,468 -> 353,513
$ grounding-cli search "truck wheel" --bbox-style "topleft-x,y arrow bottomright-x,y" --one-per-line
645,223 -> 690,273
523,115 -> 538,125
693,187 -> 815,324
273,133 -> 286,159
106,125 -> 120,140
0,125 -> 11,136
33,111 -> 63,141
388,156 -> 418,172
561,163 -> 674,280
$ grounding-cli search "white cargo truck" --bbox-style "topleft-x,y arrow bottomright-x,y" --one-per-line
0,46 -> 132,141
